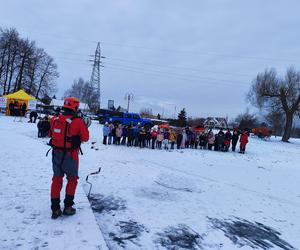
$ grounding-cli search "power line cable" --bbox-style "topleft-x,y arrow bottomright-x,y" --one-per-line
15,28 -> 300,63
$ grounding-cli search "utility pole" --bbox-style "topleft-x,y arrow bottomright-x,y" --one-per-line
90,42 -> 105,111
125,93 -> 134,112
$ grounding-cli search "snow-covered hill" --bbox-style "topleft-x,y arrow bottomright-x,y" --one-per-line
1,116 -> 299,249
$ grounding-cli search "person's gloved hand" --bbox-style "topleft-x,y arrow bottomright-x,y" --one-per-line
71,135 -> 81,149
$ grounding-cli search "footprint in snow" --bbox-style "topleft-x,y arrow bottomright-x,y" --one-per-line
53,230 -> 64,236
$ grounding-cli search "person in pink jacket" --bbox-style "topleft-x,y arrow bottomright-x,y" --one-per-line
156,129 -> 164,149
116,124 -> 123,145
207,130 -> 215,150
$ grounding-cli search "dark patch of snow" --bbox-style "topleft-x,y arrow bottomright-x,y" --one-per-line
208,217 -> 296,250
88,194 -> 126,214
156,224 -> 203,250
109,220 -> 147,247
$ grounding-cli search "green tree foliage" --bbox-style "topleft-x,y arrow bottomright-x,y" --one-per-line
178,108 -> 187,127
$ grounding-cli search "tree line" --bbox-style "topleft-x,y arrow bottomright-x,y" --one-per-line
0,27 -> 58,99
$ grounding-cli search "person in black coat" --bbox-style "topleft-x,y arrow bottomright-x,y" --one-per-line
217,129 -> 225,151
127,124 -> 134,147
21,103 -> 27,116
37,116 -> 50,138
176,130 -> 183,149
231,128 -> 240,152
29,111 -> 38,123
112,125 -> 117,144
199,132 -> 207,149
214,133 -> 219,151
9,102 -> 15,116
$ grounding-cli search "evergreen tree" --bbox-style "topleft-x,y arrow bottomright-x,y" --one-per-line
178,108 -> 187,127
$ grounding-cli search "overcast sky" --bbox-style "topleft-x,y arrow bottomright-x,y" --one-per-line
1,0 -> 300,119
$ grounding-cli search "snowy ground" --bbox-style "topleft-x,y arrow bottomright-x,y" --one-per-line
0,116 -> 107,250
1,116 -> 300,250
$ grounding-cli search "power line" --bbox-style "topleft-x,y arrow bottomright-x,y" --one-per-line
49,53 -> 250,84
103,62 -> 250,85
104,65 -> 249,88
15,28 -> 300,63
51,52 -> 253,79
50,55 -> 251,87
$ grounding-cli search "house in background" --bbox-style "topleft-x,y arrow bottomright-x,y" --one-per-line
204,117 -> 228,129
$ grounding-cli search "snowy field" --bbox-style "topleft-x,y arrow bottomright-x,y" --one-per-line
0,116 -> 108,250
1,116 -> 300,249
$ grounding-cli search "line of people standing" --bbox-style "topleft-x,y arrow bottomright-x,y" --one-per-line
8,101 -> 27,116
102,122 -> 249,154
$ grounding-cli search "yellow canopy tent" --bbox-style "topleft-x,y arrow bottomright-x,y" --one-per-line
3,90 -> 37,116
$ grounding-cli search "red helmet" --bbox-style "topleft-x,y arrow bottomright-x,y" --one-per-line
63,97 -> 80,112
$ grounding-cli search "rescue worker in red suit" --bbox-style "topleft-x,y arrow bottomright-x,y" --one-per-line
50,97 -> 89,219
239,130 -> 249,154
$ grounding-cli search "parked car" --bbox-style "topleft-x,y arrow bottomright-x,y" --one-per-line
97,109 -> 153,128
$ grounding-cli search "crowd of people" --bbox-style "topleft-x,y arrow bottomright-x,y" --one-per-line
102,122 -> 249,154
37,116 -> 51,138
8,101 -> 27,116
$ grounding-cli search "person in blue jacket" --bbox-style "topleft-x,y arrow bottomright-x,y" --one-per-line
102,122 -> 110,145
133,124 -> 141,147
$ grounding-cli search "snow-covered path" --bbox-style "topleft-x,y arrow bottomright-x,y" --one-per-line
0,116 -> 107,250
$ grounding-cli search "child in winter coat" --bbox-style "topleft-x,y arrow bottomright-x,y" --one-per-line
115,125 -> 123,145
181,130 -> 187,149
176,131 -> 183,149
170,129 -> 177,150
121,126 -> 128,145
163,129 -> 170,150
133,125 -> 140,147
207,130 -> 215,150
239,130 -> 249,154
231,128 -> 239,152
199,132 -> 207,149
151,128 -> 158,149
217,129 -> 225,151
223,129 -> 232,152
139,127 -> 147,148
156,130 -> 164,149
108,123 -> 114,145
127,124 -> 134,146
102,122 -> 110,145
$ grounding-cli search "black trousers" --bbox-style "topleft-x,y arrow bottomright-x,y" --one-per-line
103,136 -> 107,145
232,140 -> 238,151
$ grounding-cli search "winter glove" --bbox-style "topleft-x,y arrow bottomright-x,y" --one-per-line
71,135 -> 81,150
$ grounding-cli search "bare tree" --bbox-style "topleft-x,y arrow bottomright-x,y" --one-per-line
265,109 -> 285,136
0,27 -> 58,98
248,67 -> 300,142
64,78 -> 98,110
35,54 -> 58,99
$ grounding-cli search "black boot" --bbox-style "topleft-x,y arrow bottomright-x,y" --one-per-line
63,195 -> 76,216
51,198 -> 62,219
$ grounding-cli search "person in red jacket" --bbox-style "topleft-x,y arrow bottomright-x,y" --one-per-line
50,97 -> 89,219
150,128 -> 158,149
239,130 -> 249,154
